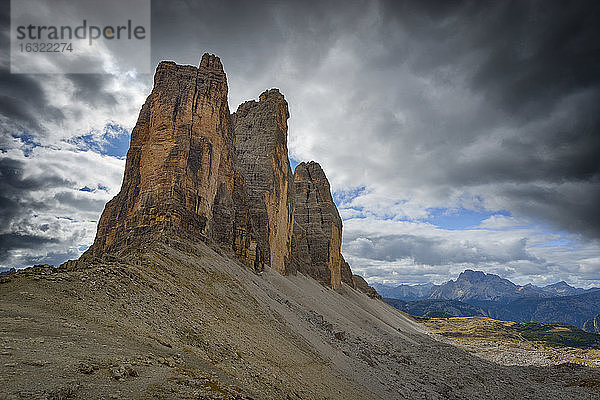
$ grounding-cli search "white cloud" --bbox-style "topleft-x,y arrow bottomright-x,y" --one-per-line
0,140 -> 125,269
341,214 -> 600,288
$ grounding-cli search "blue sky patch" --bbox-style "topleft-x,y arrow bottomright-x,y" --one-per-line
12,133 -> 40,156
289,157 -> 301,172
333,186 -> 367,208
68,123 -> 131,158
102,123 -> 131,158
79,184 -> 110,193
425,208 -> 511,230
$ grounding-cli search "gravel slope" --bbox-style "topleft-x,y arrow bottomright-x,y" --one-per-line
1,233 -> 599,399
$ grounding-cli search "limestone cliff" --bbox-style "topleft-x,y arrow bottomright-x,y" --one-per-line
291,162 -> 343,289
232,90 -> 295,274
85,54 -> 264,270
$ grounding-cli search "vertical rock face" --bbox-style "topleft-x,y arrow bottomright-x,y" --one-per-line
232,90 -> 295,274
340,256 -> 354,288
86,54 -> 263,270
291,162 -> 343,289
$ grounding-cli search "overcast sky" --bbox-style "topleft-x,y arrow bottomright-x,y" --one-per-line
1,0 -> 599,288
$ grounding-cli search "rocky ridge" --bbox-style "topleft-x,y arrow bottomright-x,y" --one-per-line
84,53 -> 377,295
378,270 -> 597,303
428,270 -> 547,303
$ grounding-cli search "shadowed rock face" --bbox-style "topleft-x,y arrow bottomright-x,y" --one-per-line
85,54 -> 264,270
232,89 -> 295,274
291,161 -> 343,289
340,255 -> 354,288
352,274 -> 383,299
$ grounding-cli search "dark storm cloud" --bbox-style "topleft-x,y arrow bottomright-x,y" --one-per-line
0,6 -> 120,137
0,157 -> 66,219
416,1 -> 600,188
502,182 -> 600,239
0,158 -> 70,261
378,1 -> 600,112
53,191 -> 107,213
466,2 -> 600,119
0,0 -> 8,47
327,0 -> 600,239
0,233 -> 57,263
0,2 -> 65,136
0,0 -> 141,267
0,68 -> 66,136
149,0 -> 369,94
66,74 -> 118,108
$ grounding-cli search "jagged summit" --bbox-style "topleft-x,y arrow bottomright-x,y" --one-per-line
458,269 -> 487,282
199,52 -> 224,70
83,53 -> 378,295
156,53 -> 224,74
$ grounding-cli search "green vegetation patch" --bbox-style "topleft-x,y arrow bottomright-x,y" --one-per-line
511,322 -> 600,349
420,316 -> 600,349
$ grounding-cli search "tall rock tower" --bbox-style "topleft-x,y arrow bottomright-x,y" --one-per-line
232,89 -> 295,274
85,54 -> 264,270
292,162 -> 345,289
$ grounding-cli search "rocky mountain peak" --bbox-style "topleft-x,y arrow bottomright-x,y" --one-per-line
547,281 -> 569,288
83,53 -> 379,296
259,88 -> 286,104
84,53 -> 264,271
431,270 -> 528,302
458,269 -> 490,283
199,52 -> 224,71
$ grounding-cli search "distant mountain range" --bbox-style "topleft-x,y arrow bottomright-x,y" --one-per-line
379,270 -> 600,328
0,268 -> 16,276
375,269 -> 597,302
374,282 -> 438,301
